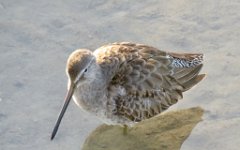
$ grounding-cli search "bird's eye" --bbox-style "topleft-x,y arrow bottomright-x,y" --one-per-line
84,68 -> 88,73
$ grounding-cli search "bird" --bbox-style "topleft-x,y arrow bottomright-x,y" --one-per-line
51,42 -> 205,140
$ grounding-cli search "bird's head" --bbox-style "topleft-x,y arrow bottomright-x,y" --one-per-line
51,49 -> 96,140
66,49 -> 96,86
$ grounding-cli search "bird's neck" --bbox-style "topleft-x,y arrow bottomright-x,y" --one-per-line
73,77 -> 107,112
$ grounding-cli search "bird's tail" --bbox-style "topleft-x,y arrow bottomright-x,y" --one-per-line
168,52 -> 206,91
168,52 -> 203,68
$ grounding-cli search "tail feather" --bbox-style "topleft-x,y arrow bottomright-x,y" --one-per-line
182,74 -> 206,91
168,52 -> 203,68
177,64 -> 203,83
168,52 -> 205,91
173,65 -> 200,79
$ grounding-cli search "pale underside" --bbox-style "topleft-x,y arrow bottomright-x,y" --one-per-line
93,42 -> 205,125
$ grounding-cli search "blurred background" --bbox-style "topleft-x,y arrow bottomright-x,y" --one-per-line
0,0 -> 239,149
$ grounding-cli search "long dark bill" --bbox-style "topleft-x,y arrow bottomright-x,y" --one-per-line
51,84 -> 75,140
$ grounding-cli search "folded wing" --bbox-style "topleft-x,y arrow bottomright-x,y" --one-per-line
96,42 -> 205,122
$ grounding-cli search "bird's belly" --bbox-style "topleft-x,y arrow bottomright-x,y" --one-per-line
72,94 -> 134,126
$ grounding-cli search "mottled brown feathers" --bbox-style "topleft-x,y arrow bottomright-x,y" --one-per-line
94,42 -> 205,122
168,52 -> 203,60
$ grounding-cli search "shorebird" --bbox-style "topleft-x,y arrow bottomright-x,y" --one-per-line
51,42 -> 205,140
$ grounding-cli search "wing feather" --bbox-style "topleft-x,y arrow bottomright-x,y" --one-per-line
95,42 -> 205,122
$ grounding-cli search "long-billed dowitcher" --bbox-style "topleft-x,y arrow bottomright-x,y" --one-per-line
51,42 -> 205,140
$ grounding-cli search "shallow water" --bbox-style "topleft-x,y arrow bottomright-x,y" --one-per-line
0,0 -> 240,150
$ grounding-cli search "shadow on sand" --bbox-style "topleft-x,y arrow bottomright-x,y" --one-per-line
82,107 -> 204,150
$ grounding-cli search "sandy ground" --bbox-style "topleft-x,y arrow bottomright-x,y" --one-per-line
0,0 -> 239,150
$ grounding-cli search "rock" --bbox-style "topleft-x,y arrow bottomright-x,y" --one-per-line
82,107 -> 204,150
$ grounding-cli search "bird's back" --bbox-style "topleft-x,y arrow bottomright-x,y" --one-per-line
94,42 -> 205,124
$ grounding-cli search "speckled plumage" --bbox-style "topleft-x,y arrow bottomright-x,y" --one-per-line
51,42 -> 205,139
89,42 -> 205,124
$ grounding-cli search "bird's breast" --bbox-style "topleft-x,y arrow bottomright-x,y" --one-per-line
72,84 -> 106,113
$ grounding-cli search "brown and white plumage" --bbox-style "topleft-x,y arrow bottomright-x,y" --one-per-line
94,42 -> 205,122
51,42 -> 205,139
